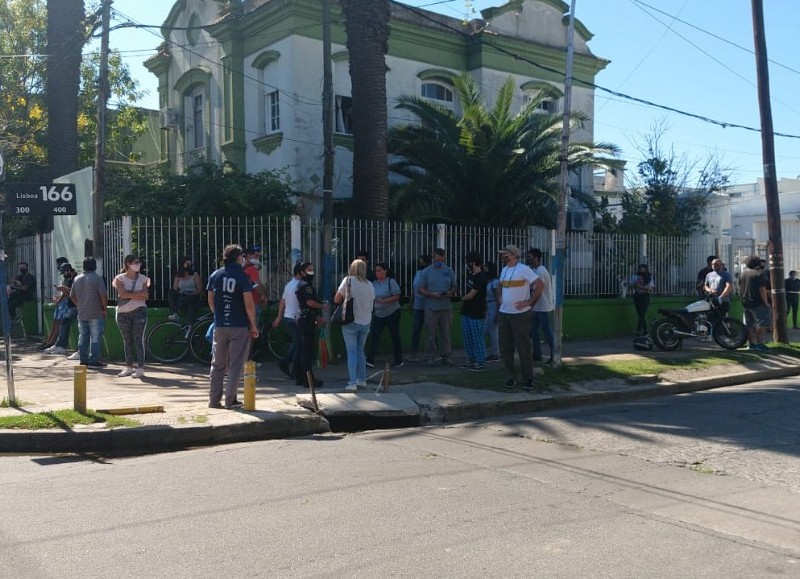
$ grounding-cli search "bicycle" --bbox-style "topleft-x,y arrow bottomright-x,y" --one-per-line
249,300 -> 294,362
146,311 -> 214,364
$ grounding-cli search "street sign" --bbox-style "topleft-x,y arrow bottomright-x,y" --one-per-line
3,182 -> 77,216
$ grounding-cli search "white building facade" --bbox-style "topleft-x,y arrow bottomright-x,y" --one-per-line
146,0 -> 608,206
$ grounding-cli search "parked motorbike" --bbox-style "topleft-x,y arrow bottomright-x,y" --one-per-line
650,297 -> 747,351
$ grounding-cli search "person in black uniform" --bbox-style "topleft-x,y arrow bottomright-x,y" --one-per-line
786,270 -> 800,329
294,261 -> 325,388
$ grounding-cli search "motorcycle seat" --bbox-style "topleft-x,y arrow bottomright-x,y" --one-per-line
657,308 -> 687,315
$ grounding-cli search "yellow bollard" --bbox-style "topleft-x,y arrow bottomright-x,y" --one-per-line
243,360 -> 256,410
74,365 -> 87,412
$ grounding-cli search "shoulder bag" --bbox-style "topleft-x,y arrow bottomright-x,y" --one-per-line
332,277 -> 355,325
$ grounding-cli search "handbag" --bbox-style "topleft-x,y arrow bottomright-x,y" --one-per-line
331,277 -> 355,325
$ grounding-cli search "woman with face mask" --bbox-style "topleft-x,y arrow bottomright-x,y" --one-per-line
629,263 -> 654,336
168,256 -> 203,323
113,254 -> 151,378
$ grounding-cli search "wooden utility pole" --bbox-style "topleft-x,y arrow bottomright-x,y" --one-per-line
552,0 -> 577,367
92,0 -> 111,271
751,0 -> 787,343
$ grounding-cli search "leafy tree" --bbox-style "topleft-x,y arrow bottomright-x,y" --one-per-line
0,0 -> 145,182
341,0 -> 390,220
388,74 -> 619,227
105,162 -> 296,219
618,125 -> 731,236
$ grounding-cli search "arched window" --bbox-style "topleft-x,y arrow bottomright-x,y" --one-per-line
421,82 -> 454,104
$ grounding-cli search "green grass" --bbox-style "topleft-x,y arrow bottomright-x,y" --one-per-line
400,347 -> 800,392
1,398 -> 29,408
0,409 -> 139,430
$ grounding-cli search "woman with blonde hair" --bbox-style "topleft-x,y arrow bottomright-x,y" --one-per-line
334,259 -> 375,392
113,254 -> 151,378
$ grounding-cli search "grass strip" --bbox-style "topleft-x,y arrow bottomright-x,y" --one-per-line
0,409 -> 139,430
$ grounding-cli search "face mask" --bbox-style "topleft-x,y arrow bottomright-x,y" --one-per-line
433,261 -> 444,268
183,264 -> 192,272
130,263 -> 141,273
19,268 -> 27,274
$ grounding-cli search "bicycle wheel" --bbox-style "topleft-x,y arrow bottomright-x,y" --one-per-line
267,323 -> 292,360
146,321 -> 189,363
189,318 -> 214,363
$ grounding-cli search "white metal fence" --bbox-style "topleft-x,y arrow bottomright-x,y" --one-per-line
8,217 -> 789,305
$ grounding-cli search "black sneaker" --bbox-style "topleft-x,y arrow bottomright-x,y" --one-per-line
86,361 -> 106,368
460,361 -> 474,369
469,363 -> 484,371
208,401 -> 223,409
485,354 -> 500,363
225,400 -> 243,409
523,380 -> 536,391
504,378 -> 516,389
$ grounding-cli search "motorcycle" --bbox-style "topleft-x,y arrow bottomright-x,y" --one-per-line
650,297 -> 748,351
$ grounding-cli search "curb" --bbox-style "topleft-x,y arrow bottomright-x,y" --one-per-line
0,413 -> 331,454
2,365 -> 798,454
418,365 -> 800,425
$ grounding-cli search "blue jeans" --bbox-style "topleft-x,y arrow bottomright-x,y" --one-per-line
78,317 -> 105,364
530,310 -> 554,361
342,322 -> 370,386
55,307 -> 77,349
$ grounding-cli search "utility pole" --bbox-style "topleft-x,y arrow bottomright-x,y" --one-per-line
751,0 -> 787,343
0,150 -> 15,404
92,0 -> 111,273
321,0 -> 334,299
552,0 -> 577,367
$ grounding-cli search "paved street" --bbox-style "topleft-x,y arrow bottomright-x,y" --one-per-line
1,379 -> 798,577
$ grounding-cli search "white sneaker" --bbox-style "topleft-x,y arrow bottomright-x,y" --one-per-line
43,345 -> 56,353
167,313 -> 178,322
48,346 -> 67,355
345,384 -> 358,392
117,368 -> 135,377
133,367 -> 145,378
67,351 -> 80,360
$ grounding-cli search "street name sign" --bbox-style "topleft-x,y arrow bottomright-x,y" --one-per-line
3,183 -> 77,216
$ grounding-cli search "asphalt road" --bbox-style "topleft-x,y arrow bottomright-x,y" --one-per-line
1,379 -> 799,577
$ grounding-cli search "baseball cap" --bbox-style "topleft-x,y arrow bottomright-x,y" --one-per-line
247,244 -> 262,254
499,244 -> 521,258
58,262 -> 72,273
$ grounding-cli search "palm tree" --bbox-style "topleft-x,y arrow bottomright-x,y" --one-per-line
341,0 -> 390,220
46,0 -> 84,181
388,74 -> 619,227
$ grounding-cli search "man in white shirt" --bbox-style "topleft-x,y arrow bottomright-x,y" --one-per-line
498,245 -> 543,391
272,263 -> 303,377
527,247 -> 555,365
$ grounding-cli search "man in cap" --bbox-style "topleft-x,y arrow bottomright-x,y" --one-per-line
498,244 -> 543,391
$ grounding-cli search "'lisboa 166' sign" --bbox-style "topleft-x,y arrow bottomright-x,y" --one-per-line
4,183 -> 77,216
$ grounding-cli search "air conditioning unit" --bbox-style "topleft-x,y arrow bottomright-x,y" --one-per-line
159,107 -> 178,130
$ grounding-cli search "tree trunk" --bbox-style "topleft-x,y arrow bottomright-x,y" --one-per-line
46,0 -> 84,181
341,0 -> 390,221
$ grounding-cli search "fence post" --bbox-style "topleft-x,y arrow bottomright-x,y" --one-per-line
436,223 -> 446,250
291,214 -> 302,265
122,216 -> 132,257
641,233 -> 648,263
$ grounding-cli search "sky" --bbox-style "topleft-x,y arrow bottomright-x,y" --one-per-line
104,0 -> 800,185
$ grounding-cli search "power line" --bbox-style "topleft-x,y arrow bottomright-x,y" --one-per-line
388,0 -> 800,141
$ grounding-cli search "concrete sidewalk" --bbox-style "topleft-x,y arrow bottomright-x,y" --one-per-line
2,335 -> 799,454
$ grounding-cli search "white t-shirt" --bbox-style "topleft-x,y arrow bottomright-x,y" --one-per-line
337,276 -> 375,325
498,262 -> 539,314
533,265 -> 554,312
114,273 -> 150,314
282,278 -> 300,320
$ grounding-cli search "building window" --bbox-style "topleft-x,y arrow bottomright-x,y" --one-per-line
523,93 -> 558,114
268,90 -> 280,132
421,82 -> 454,104
192,93 -> 204,150
335,95 -> 353,134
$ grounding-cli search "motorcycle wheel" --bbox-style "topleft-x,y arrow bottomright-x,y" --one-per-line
712,317 -> 748,350
651,319 -> 682,351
